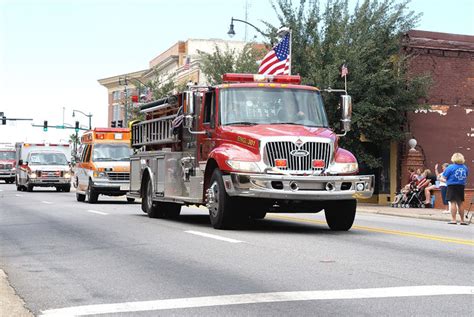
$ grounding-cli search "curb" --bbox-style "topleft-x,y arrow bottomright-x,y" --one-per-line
357,207 -> 473,224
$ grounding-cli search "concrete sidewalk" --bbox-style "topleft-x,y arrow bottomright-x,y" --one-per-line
357,203 -> 473,224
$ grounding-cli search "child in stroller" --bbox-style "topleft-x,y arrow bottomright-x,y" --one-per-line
392,169 -> 433,208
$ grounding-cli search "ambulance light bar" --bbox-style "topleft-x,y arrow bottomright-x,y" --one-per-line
222,73 -> 301,85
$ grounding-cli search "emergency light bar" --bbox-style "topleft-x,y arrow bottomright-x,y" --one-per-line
222,73 -> 301,85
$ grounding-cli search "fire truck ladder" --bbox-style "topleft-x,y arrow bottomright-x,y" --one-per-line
131,114 -> 178,147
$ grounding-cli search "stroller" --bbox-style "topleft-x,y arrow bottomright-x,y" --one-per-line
392,178 -> 430,208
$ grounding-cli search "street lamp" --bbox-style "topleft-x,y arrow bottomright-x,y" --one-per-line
227,17 -> 270,38
72,110 -> 92,130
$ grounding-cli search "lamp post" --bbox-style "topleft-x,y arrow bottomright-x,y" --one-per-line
227,17 -> 270,39
72,110 -> 92,130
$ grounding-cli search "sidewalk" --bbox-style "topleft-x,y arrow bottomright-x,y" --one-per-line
357,203 -> 473,224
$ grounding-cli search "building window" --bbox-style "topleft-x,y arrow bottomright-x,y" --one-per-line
113,104 -> 121,121
112,91 -> 120,101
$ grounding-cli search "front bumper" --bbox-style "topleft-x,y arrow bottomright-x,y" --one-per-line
29,177 -> 71,186
223,173 -> 374,200
0,171 -> 15,178
92,179 -> 130,193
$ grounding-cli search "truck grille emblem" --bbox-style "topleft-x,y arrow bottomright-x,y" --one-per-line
295,139 -> 303,147
290,149 -> 310,157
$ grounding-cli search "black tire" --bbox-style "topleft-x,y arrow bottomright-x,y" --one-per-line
162,203 -> 181,219
206,169 -> 237,229
16,185 -> 21,191
86,179 -> 98,203
142,177 -> 165,218
324,199 -> 356,231
56,187 -> 62,192
76,193 -> 86,202
63,184 -> 71,192
249,211 -> 267,220
26,184 -> 33,192
126,197 -> 135,203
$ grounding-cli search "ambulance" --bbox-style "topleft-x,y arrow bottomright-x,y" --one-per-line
74,128 -> 133,203
0,143 -> 16,184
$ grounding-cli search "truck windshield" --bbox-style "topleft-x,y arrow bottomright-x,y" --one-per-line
92,143 -> 132,162
220,88 -> 328,127
0,151 -> 15,160
29,153 -> 68,165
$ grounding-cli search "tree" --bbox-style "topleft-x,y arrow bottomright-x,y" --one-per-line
265,0 -> 429,168
198,43 -> 265,85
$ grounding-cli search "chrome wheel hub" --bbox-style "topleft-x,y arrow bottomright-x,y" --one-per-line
206,181 -> 219,217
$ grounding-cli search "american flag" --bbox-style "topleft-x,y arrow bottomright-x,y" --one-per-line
145,88 -> 153,102
340,63 -> 348,78
183,56 -> 190,70
258,33 -> 290,75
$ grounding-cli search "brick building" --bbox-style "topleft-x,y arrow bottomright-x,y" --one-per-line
400,30 -> 474,207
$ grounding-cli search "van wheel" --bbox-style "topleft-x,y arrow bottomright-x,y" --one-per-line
324,199 -> 356,231
26,184 -> 33,192
63,184 -> 71,192
86,180 -> 98,203
76,193 -> 86,202
206,169 -> 236,229
142,177 -> 165,218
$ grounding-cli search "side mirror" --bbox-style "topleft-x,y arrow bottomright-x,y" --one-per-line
340,95 -> 352,132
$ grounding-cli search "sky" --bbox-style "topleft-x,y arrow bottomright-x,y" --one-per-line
0,0 -> 473,143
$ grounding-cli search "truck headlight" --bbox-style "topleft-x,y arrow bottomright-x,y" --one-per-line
93,171 -> 107,178
328,162 -> 358,174
29,172 -> 37,179
226,160 -> 261,173
63,172 -> 71,179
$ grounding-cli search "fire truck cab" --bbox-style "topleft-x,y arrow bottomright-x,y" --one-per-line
128,73 -> 374,230
74,128 -> 133,203
0,143 -> 16,184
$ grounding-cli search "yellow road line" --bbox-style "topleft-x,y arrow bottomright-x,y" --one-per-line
268,215 -> 474,246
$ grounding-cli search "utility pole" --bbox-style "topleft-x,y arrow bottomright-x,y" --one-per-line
119,76 -> 129,127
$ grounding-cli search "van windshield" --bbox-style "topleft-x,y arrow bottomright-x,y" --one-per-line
92,143 -> 132,161
220,87 -> 328,127
0,151 -> 15,160
29,152 -> 68,165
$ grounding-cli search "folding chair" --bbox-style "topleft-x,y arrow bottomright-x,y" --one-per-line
466,197 -> 474,222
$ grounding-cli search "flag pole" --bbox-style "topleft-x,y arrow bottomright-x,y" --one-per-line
344,73 -> 347,94
289,29 -> 292,75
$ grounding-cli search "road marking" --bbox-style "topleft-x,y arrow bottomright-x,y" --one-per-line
86,209 -> 108,215
41,201 -> 53,204
40,285 -> 474,316
15,194 -> 23,197
0,189 -> 3,192
185,230 -> 243,243
268,215 -> 474,246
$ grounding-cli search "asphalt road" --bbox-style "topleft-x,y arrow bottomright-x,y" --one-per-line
0,183 -> 473,316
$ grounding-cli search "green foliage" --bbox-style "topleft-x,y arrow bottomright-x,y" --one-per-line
198,44 -> 264,85
267,0 -> 430,168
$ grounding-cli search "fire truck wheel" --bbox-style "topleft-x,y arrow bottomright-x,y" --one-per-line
143,177 -> 165,218
86,180 -> 99,203
163,203 -> 181,219
249,211 -> 267,220
207,169 -> 237,229
76,193 -> 86,202
324,199 -> 356,231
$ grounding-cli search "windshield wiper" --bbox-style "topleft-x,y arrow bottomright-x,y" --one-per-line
227,121 -> 258,126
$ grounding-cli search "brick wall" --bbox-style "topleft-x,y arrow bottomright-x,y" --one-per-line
403,30 -> 474,188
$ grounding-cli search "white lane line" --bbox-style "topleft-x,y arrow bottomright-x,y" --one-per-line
185,230 -> 243,243
86,209 -> 108,215
15,194 -> 23,197
40,285 -> 474,316
41,201 -> 53,204
0,189 -> 3,192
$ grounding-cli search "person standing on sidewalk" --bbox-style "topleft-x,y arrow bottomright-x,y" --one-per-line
442,153 -> 469,225
437,163 -> 449,212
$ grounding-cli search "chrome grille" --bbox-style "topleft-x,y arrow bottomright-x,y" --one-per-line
264,141 -> 332,172
107,172 -> 130,181
0,163 -> 13,170
40,171 -> 62,179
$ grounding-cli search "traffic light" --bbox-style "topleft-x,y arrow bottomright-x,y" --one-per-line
75,121 -> 79,132
0,112 -> 5,125
43,120 -> 48,131
111,121 -> 116,128
117,120 -> 123,128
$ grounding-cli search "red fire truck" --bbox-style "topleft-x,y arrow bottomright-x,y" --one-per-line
127,73 -> 374,230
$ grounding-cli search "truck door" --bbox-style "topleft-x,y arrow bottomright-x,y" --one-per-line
76,144 -> 91,192
198,90 -> 216,162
